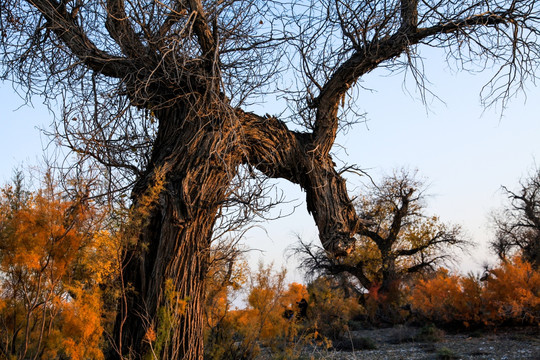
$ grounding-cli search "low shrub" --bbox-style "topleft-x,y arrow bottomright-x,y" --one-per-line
305,276 -> 363,340
436,346 -> 459,360
415,324 -> 445,343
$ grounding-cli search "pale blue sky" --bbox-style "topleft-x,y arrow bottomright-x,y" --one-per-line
0,85 -> 50,181
2,49 -> 540,280
241,52 -> 540,279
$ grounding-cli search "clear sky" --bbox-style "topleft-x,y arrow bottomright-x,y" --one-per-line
0,85 -> 50,182
2,47 -> 540,281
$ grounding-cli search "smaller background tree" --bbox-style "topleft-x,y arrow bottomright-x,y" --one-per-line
295,169 -> 468,323
492,169 -> 540,267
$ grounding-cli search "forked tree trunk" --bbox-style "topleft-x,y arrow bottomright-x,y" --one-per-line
112,106 -> 238,360
110,108 -> 361,359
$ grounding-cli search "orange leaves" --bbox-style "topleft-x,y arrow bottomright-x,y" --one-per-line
0,174 -> 113,359
144,326 -> 157,343
1,184 -> 95,283
248,287 -> 275,312
409,269 -> 481,324
60,288 -> 105,360
281,282 -> 309,309
205,258 -> 308,359
409,257 -> 540,326
483,257 -> 540,323
205,262 -> 311,358
242,264 -> 306,342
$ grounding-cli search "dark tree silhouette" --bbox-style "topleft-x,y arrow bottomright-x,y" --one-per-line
2,0 -> 540,358
294,170 -> 468,322
492,169 -> 540,267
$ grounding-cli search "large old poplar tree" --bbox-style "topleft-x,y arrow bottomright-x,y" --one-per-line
2,0 -> 540,359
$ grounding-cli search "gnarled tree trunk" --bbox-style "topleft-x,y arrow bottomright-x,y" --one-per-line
113,106 -> 241,359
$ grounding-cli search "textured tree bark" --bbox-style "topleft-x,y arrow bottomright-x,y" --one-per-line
116,197 -> 214,359
113,106 -> 240,360
240,112 -> 362,256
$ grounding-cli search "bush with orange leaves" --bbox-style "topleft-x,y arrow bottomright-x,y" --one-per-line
203,242 -> 250,360
305,276 -> 362,340
0,172 -> 116,360
409,256 -> 540,327
233,263 -> 308,344
483,257 -> 540,324
204,262 -> 311,359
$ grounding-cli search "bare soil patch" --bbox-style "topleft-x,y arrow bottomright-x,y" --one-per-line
258,326 -> 540,360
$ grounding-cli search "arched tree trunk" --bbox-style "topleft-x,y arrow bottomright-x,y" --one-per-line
111,109 -> 363,359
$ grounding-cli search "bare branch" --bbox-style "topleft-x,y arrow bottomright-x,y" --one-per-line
105,0 -> 147,58
29,0 -> 132,78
